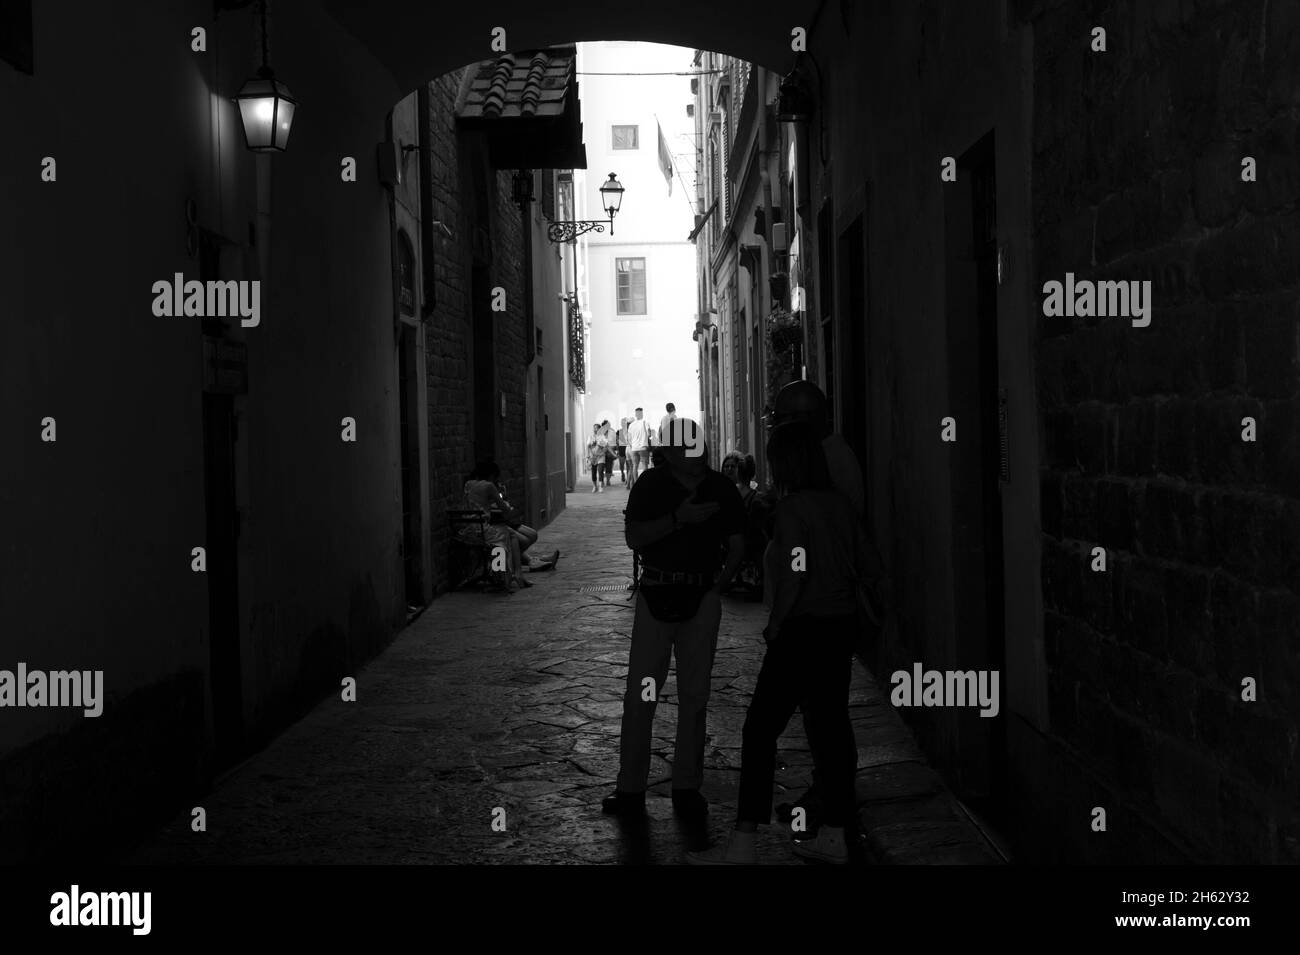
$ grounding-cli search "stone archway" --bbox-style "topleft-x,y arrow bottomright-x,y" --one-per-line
316,0 -> 808,109
0,0 -> 822,863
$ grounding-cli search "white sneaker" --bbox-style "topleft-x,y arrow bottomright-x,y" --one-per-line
791,825 -> 849,864
686,830 -> 758,865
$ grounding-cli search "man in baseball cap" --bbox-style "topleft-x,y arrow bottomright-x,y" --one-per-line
603,416 -> 746,823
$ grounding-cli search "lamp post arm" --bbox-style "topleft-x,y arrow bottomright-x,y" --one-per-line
546,219 -> 608,243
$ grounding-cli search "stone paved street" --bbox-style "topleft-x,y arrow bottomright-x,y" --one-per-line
128,484 -> 1003,865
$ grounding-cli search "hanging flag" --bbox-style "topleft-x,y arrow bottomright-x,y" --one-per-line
657,120 -> 673,196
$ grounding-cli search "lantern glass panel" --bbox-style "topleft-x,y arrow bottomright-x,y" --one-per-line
273,98 -> 296,149
600,176 -> 624,215
237,94 -> 275,150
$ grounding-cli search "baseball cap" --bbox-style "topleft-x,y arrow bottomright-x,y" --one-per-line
774,379 -> 828,419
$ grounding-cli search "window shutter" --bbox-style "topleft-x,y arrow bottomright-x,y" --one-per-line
541,170 -> 555,221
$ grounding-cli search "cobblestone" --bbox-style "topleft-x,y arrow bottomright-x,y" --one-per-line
128,486 -> 1002,865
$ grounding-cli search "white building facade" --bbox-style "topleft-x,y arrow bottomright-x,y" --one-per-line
573,42 -> 700,466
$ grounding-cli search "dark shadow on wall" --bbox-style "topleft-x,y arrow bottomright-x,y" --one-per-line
0,671 -> 207,865
0,577 -> 395,864
244,575 -> 391,758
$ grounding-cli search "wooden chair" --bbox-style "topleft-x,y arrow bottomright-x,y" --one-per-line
446,509 -> 499,590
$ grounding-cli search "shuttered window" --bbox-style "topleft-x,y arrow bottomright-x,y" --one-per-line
540,170 -> 555,220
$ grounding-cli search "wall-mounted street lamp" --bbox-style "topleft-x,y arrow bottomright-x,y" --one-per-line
776,54 -> 815,123
546,173 -> 625,243
776,73 -> 813,123
233,0 -> 299,152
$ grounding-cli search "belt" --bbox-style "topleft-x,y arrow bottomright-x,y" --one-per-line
640,566 -> 710,586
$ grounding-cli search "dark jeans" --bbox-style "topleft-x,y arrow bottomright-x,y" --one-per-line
737,613 -> 857,828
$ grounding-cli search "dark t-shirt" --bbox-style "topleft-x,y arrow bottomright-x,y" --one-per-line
626,466 -> 745,574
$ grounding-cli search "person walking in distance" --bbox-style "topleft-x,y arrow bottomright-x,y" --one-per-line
625,407 -> 651,489
652,403 -> 676,469
659,402 -> 677,437
601,420 -> 616,488
602,418 -> 746,821
587,424 -> 607,493
616,417 -> 630,485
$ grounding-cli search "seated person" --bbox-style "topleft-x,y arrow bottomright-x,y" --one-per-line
467,460 -> 560,575
720,451 -> 771,597
495,483 -> 560,572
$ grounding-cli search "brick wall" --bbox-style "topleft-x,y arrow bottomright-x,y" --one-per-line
1032,0 -> 1300,862
424,71 -> 528,592
424,71 -> 472,592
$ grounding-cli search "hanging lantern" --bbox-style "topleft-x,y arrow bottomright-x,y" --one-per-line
599,173 -> 624,217
235,66 -> 298,152
233,0 -> 298,153
776,68 -> 814,123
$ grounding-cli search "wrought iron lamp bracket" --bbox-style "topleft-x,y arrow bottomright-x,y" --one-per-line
546,219 -> 608,243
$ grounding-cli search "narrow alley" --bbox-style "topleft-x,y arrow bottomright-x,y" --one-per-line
7,0 -> 1297,924
127,488 -> 1000,865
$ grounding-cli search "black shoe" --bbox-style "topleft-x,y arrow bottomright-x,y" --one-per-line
671,789 -> 708,819
601,790 -> 645,817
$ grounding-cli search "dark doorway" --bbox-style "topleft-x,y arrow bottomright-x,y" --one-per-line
943,130 -> 1007,819
201,392 -> 242,768
730,297 -> 744,450
199,230 -> 244,771
564,430 -> 573,493
737,304 -> 749,455
837,213 -> 867,468
710,344 -> 721,447
748,311 -> 760,458
397,321 -> 424,608
472,263 -> 497,463
534,364 -> 546,524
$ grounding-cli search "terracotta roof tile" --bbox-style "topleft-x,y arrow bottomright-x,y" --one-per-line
519,54 -> 542,115
458,46 -> 576,122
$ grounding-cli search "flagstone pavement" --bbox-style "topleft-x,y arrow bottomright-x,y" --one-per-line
127,481 -> 1003,865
